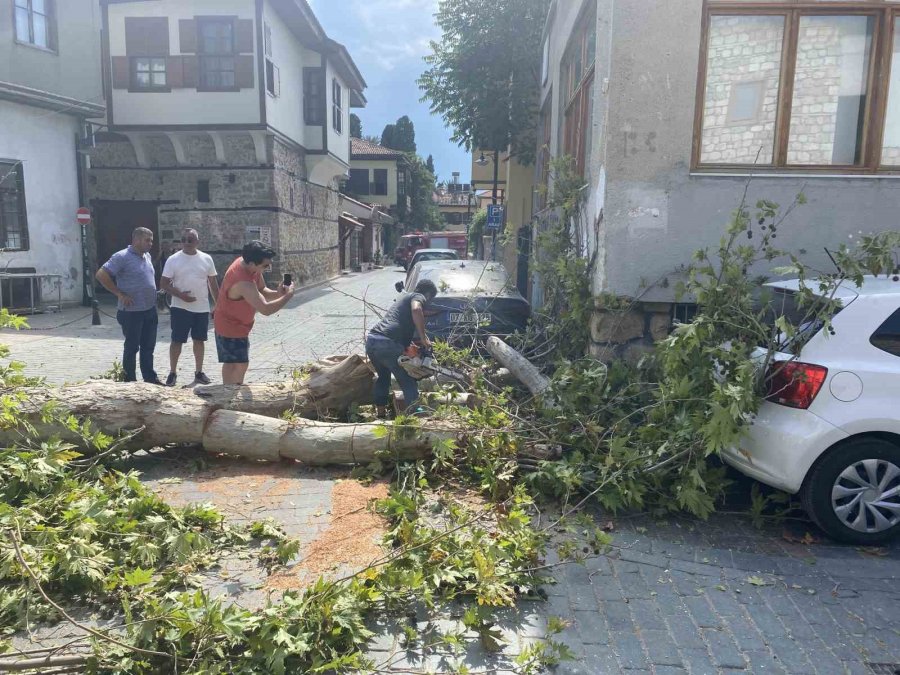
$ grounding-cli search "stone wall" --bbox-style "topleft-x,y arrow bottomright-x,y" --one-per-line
271,139 -> 339,284
589,300 -> 673,365
88,132 -> 340,286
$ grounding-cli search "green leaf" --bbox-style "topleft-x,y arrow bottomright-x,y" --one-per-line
123,567 -> 153,587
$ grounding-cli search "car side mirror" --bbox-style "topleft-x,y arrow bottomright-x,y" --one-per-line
394,281 -> 404,293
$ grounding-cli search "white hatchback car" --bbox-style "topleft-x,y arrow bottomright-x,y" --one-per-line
722,276 -> 900,544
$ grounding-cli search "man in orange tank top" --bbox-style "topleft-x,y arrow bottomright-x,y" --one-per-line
213,241 -> 295,384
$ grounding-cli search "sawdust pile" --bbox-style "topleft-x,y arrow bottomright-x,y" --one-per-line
266,479 -> 390,591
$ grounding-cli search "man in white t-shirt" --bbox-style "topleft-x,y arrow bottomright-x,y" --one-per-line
160,229 -> 219,386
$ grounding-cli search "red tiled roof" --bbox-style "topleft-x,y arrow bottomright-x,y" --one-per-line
350,137 -> 406,159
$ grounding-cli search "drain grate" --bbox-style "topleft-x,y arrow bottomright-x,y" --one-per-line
868,665 -> 900,675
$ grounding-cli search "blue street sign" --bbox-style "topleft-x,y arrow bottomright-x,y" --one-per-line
486,204 -> 505,230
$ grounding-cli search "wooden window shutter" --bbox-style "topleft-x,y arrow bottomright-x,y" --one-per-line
125,17 -> 169,56
179,19 -> 197,53
235,55 -> 255,88
181,56 -> 198,88
112,56 -> 130,89
166,56 -> 184,88
236,20 -> 254,54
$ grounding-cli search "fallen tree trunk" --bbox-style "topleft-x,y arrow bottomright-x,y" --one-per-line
485,337 -> 551,397
2,353 -> 454,465
3,355 -> 374,450
203,411 -> 452,464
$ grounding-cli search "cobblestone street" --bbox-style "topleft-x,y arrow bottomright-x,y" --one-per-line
3,268 -> 899,674
2,267 -> 403,385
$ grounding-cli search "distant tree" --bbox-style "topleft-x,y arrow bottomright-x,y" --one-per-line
419,0 -> 549,166
392,116 -> 417,153
350,113 -> 362,138
380,124 -> 396,149
425,154 -> 436,179
380,117 -> 417,153
362,135 -> 382,146
404,155 -> 443,231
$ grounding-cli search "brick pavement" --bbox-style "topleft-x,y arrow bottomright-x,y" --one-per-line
3,267 -> 900,673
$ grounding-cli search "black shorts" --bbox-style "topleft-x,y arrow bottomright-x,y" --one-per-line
216,334 -> 250,364
170,307 -> 209,343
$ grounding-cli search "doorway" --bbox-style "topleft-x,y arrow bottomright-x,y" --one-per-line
93,201 -> 159,294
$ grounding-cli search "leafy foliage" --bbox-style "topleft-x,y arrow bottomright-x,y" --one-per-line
349,113 -> 362,139
0,308 -> 560,671
419,0 -> 549,164
524,193 -> 900,518
380,115 -> 417,154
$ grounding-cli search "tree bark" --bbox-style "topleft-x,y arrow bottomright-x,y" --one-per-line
4,355 -> 374,450
203,412 -> 454,464
485,337 -> 551,397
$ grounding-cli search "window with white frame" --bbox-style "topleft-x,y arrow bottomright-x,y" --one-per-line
14,0 -> 55,50
696,3 -> 900,172
132,57 -> 167,90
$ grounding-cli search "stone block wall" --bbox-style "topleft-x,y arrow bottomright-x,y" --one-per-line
271,139 -> 339,284
88,132 -> 341,287
588,300 -> 673,364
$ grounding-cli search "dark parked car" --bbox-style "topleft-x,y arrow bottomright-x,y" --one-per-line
394,260 -> 530,344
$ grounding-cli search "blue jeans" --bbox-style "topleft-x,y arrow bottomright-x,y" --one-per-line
117,308 -> 159,382
365,336 -> 419,412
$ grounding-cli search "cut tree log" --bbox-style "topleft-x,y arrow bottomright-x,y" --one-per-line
2,354 -> 455,465
3,355 -> 374,450
202,411 -> 452,464
485,336 -> 551,397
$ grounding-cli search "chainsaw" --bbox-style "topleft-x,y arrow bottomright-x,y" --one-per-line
397,344 -> 467,383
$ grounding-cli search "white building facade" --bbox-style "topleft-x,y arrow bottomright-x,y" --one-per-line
89,0 -> 366,286
0,0 -> 105,307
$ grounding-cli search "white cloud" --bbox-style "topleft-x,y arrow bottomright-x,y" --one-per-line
352,0 -> 439,71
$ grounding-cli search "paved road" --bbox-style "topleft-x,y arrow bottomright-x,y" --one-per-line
1,267 -> 404,384
3,268 -> 899,673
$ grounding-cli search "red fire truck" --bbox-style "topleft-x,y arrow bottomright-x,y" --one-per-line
393,231 -> 468,269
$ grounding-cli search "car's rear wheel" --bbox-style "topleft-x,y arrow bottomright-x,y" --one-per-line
801,437 -> 900,544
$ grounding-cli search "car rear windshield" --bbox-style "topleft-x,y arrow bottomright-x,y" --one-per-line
871,306 -> 900,358
424,266 -> 515,297
761,288 -> 844,352
416,253 -> 456,263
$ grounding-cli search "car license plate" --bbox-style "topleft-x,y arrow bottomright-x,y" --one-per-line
450,311 -> 488,325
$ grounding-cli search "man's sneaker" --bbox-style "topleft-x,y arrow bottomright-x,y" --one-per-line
146,377 -> 167,386
165,372 -> 177,387
194,371 -> 211,385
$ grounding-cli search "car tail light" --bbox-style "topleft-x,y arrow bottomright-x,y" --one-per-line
765,361 -> 828,409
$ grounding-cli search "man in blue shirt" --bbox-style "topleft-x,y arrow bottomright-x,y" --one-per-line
95,227 -> 164,384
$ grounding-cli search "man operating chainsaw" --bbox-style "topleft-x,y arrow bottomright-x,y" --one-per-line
366,279 -> 438,416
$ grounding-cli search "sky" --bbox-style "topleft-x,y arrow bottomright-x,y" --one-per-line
308,0 -> 471,184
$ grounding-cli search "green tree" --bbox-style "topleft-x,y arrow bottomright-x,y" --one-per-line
419,0 -> 549,166
405,155 -> 443,231
380,124 -> 396,149
425,154 -> 436,180
392,116 -> 417,153
350,113 -> 362,138
381,116 -> 417,153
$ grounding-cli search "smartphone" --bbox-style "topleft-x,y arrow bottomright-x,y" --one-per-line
283,274 -> 293,287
